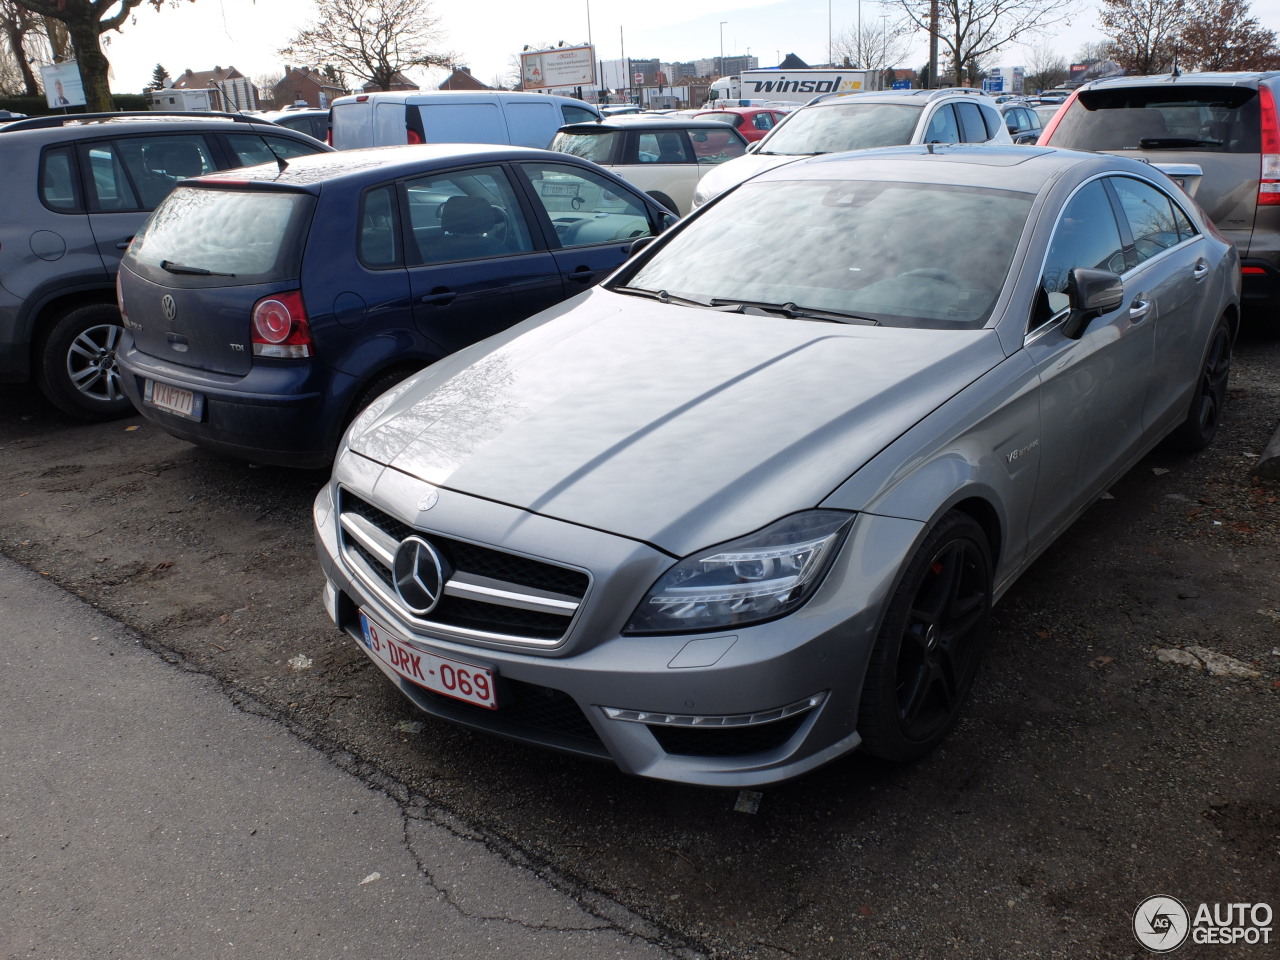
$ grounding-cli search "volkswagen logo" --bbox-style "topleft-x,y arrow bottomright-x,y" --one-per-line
160,294 -> 177,322
392,536 -> 452,616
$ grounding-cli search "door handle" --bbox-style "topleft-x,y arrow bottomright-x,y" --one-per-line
115,237 -> 134,250
1192,261 -> 1209,281
419,290 -> 457,306
1129,298 -> 1152,321
567,266 -> 595,284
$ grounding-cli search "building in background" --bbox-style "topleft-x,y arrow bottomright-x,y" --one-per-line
438,66 -> 490,90
172,66 -> 257,111
273,66 -> 346,108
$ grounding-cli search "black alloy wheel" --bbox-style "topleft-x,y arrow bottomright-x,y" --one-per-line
1166,318 -> 1231,454
858,510 -> 992,762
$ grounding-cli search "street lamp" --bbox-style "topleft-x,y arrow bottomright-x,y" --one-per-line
720,21 -> 727,72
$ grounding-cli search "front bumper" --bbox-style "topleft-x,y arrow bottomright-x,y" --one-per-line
312,451 -> 923,787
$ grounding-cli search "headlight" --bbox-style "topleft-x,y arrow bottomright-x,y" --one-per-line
624,511 -> 854,634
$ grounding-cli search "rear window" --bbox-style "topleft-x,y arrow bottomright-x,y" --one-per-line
761,102 -> 923,154
128,185 -> 315,285
551,129 -> 619,163
1051,85 -> 1261,153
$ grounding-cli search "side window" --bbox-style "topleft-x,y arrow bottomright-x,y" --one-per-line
358,184 -> 400,267
753,112 -> 776,131
1037,180 -> 1125,327
956,102 -> 988,142
225,133 -> 323,167
403,165 -> 533,264
561,104 -> 599,125
637,131 -> 691,163
1023,108 -> 1042,133
924,105 -> 960,143
692,128 -> 747,164
111,135 -> 217,210
40,145 -> 79,212
1111,176 -> 1191,266
520,161 -> 656,248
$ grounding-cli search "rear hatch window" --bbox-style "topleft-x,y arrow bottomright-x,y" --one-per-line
129,184 -> 314,286
551,129 -> 620,163
1052,85 -> 1260,152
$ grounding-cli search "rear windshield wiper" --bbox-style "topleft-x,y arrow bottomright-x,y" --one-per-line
708,297 -> 878,325
159,259 -> 236,277
1139,138 -> 1223,149
612,285 -> 709,307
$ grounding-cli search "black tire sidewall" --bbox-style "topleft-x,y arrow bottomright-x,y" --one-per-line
857,510 -> 993,763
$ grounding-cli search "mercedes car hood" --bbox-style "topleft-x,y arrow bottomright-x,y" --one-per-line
349,291 -> 1004,555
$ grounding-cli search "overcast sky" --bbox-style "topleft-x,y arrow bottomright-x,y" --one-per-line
100,0 -> 1280,94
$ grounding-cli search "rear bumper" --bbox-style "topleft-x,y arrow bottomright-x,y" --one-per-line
117,336 -> 353,468
1241,258 -> 1280,309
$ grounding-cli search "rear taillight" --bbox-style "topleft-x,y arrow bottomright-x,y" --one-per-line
1258,86 -> 1280,205
251,291 -> 313,358
1037,89 -> 1078,144
407,128 -> 423,144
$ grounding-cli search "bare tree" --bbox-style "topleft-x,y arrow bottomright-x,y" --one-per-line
0,0 -> 41,95
280,0 -> 453,93
1098,0 -> 1185,74
898,0 -> 1076,89
1180,0 -> 1280,70
15,0 -> 192,110
1023,38 -> 1068,92
832,17 -> 915,71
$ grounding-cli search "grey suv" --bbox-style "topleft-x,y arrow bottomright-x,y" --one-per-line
1041,72 -> 1280,310
0,112 -> 330,418
692,88 -> 1013,207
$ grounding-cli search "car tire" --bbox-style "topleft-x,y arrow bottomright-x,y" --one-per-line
857,510 -> 992,763
1164,317 -> 1232,455
36,304 -> 135,421
646,191 -> 677,213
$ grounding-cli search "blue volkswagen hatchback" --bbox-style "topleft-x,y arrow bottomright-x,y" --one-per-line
115,144 -> 675,467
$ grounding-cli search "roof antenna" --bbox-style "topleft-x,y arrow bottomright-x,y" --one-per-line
1171,45 -> 1181,79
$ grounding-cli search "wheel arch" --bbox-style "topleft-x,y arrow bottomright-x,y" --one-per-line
22,286 -> 118,380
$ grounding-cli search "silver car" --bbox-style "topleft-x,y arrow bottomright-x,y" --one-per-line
314,145 -> 1239,787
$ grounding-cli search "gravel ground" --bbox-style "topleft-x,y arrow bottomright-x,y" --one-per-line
1,325 -> 1277,960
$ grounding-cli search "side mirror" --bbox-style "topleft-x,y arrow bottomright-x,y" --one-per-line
746,141 -> 761,154
1062,267 -> 1123,340
628,235 -> 656,255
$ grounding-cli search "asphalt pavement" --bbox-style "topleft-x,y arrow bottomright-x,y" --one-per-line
0,553 -> 695,960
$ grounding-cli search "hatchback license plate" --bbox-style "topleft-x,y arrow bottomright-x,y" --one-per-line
144,379 -> 204,421
358,612 -> 497,709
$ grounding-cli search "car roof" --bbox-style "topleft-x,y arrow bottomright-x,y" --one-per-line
695,107 -> 779,116
0,111 -> 320,140
806,88 -> 994,108
1080,71 -> 1280,91
746,143 -> 1141,194
558,115 -> 747,132
190,143 -> 585,189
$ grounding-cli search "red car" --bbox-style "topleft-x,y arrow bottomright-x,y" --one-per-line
694,106 -> 790,142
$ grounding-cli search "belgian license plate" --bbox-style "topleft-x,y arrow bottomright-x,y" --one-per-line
358,612 -> 497,710
144,379 -> 204,421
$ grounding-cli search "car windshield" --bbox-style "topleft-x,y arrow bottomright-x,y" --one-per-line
759,102 -> 923,154
614,178 -> 1033,329
129,185 -> 314,285
551,130 -> 618,163
1052,85 -> 1261,152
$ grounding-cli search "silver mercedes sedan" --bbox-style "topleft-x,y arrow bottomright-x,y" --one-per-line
313,144 -> 1239,787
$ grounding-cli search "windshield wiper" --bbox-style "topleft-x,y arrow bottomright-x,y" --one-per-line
612,286 -> 709,307
159,259 -> 236,277
708,298 -> 878,325
1139,137 -> 1223,149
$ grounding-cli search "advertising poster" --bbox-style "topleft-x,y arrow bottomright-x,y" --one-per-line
41,61 -> 87,109
520,46 -> 595,90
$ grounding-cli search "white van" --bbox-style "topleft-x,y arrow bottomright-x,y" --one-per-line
329,91 -> 601,151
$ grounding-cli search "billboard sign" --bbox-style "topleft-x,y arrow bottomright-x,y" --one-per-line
41,61 -> 87,109
521,45 -> 595,90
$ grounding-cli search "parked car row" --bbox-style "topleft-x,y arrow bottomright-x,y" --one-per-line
1,78 -> 1254,789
